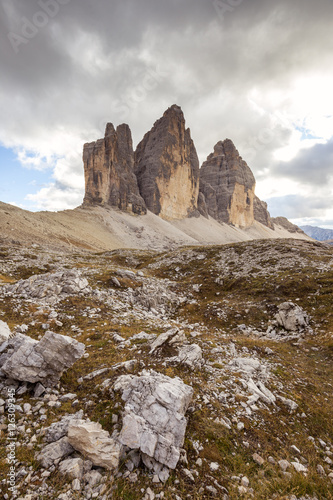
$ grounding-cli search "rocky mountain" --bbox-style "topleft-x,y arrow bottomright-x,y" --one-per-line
300,225 -> 333,242
135,105 -> 200,220
83,123 -> 146,215
82,105 -> 275,231
199,139 -> 267,228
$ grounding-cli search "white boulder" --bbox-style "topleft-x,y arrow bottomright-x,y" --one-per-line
68,420 -> 122,470
275,302 -> 309,332
0,321 -> 11,343
115,370 -> 193,469
1,331 -> 85,386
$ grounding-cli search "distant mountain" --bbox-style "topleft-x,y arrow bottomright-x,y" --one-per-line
300,225 -> 333,242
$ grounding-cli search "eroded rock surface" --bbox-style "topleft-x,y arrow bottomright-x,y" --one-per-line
135,105 -> 200,220
0,320 -> 12,343
115,370 -> 193,469
68,419 -> 122,470
275,302 -> 309,332
36,437 -> 74,468
3,269 -> 90,305
254,195 -> 274,229
272,217 -> 306,234
199,139 -> 256,228
83,123 -> 146,215
1,331 -> 85,387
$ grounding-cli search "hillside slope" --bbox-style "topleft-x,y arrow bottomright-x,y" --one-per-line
0,202 -> 311,253
0,238 -> 332,499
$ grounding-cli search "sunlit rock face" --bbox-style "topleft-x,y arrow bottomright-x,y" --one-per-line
134,105 -> 200,220
83,123 -> 147,215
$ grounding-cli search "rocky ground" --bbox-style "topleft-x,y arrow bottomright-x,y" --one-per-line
0,238 -> 332,499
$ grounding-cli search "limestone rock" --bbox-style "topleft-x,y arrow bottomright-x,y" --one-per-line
169,344 -> 203,369
291,462 -> 307,473
254,195 -> 274,229
199,139 -> 256,228
197,191 -> 209,218
135,105 -> 200,220
1,331 -> 85,387
59,458 -> 84,480
129,279 -> 180,314
37,437 -> 74,468
0,333 -> 35,371
83,123 -> 146,215
230,357 -> 261,374
272,217 -> 305,234
4,268 -> 90,305
246,378 -> 276,405
0,321 -> 11,343
150,328 -> 186,354
115,370 -> 193,469
275,302 -> 309,332
45,411 -> 84,443
67,419 -> 122,470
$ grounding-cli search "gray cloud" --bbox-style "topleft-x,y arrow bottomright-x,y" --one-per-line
267,194 -> 332,219
271,139 -> 333,186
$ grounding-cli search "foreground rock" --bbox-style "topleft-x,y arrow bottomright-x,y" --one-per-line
115,370 -> 193,469
1,331 -> 85,387
3,269 -> 90,305
45,411 -> 84,443
275,302 -> 309,332
149,328 -> 186,354
37,437 -> 74,468
68,420 -> 122,470
0,320 -> 11,343
83,123 -> 146,215
167,344 -> 203,369
135,105 -> 200,220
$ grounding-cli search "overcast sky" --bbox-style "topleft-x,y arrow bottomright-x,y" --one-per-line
1,0 -> 333,228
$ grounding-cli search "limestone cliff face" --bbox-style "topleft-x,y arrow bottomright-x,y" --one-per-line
254,196 -> 274,229
134,105 -> 200,220
199,140 -> 256,228
83,123 -> 146,215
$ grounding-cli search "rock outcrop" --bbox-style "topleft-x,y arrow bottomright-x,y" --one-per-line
0,320 -> 11,343
115,370 -> 193,469
274,302 -> 309,332
1,331 -> 85,387
68,420 -> 122,470
199,140 -> 256,228
135,105 -> 200,220
3,269 -> 90,305
83,123 -> 146,215
254,195 -> 274,229
272,217 -> 306,234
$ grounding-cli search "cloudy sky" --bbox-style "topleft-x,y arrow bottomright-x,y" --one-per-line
1,0 -> 333,228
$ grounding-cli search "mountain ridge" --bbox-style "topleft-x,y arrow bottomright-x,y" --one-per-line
300,225 -> 333,243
